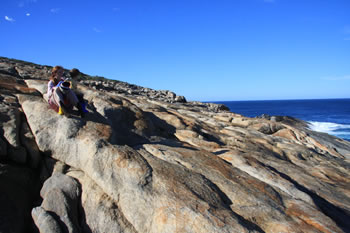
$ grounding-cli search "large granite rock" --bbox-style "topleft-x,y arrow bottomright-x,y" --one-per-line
32,173 -> 81,233
1,56 -> 350,232
68,170 -> 138,233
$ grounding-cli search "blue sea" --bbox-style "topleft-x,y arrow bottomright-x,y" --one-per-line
214,99 -> 350,141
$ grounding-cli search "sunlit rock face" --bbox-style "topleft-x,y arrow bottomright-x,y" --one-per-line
1,56 -> 350,233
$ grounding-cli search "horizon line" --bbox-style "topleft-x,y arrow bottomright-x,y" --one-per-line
203,97 -> 350,102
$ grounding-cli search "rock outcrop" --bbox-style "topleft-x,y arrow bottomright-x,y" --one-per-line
1,56 -> 350,233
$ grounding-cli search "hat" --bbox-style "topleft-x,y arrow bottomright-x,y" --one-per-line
59,81 -> 71,93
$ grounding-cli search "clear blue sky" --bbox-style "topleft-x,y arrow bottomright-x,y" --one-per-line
1,0 -> 350,101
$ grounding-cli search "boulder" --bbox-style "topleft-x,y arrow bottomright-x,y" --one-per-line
175,95 -> 186,103
32,207 -> 64,233
68,170 -> 137,233
33,173 -> 81,233
0,104 -> 27,163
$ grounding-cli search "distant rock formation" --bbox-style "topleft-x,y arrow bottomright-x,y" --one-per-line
1,56 -> 350,233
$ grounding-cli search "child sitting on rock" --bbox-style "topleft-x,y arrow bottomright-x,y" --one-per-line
66,68 -> 80,90
66,68 -> 88,113
47,66 -> 64,98
49,81 -> 85,117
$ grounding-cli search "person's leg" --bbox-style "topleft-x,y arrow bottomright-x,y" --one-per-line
76,103 -> 85,118
66,91 -> 85,117
53,90 -> 71,116
48,96 -> 59,112
75,92 -> 84,102
59,101 -> 70,116
75,92 -> 88,113
66,90 -> 79,106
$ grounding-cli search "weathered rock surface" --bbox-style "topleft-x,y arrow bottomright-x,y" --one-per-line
32,173 -> 81,233
1,56 -> 350,233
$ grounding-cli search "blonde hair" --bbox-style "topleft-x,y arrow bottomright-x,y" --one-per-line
50,66 -> 64,85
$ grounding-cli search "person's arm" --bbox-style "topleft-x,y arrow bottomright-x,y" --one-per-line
71,79 -> 77,90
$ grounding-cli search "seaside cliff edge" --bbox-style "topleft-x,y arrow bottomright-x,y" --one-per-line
0,56 -> 350,233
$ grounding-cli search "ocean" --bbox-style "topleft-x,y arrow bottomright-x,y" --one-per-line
214,99 -> 350,141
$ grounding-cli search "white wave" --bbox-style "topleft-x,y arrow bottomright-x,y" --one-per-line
308,121 -> 350,134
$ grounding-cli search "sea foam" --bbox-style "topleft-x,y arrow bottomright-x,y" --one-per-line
308,121 -> 350,139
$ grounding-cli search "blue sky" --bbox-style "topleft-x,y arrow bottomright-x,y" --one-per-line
1,0 -> 350,101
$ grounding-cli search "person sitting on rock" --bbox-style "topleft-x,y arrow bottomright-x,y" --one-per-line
46,66 -> 84,117
66,68 -> 79,90
47,65 -> 65,98
49,81 -> 85,117
65,68 -> 88,113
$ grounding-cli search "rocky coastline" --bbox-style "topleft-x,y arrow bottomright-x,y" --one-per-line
1,56 -> 350,233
